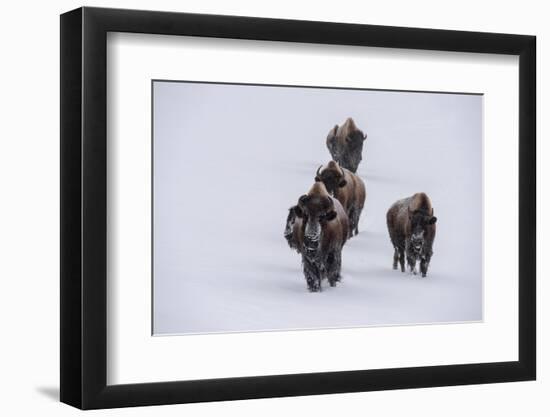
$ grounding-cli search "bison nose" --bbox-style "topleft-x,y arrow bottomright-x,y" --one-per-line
305,237 -> 318,246
304,236 -> 319,252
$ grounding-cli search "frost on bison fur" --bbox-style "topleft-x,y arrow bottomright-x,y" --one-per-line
314,160 -> 366,237
326,117 -> 367,173
386,192 -> 437,277
288,182 -> 349,292
284,205 -> 303,252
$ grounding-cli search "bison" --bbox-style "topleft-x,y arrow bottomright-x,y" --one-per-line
288,181 -> 349,292
386,192 -> 437,277
326,117 -> 367,173
314,160 -> 366,237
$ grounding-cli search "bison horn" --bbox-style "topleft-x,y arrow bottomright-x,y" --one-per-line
339,164 -> 345,178
316,165 -> 323,177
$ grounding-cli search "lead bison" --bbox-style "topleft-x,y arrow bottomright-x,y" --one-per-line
326,117 -> 367,173
386,193 -> 437,277
285,182 -> 349,292
314,160 -> 366,237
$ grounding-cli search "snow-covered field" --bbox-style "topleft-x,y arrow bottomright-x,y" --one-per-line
152,81 -> 482,335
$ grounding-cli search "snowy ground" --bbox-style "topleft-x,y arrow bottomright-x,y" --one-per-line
153,81 -> 483,335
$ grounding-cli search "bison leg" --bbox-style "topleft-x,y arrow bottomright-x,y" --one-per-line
420,258 -> 428,277
347,208 -> 356,238
327,251 -> 342,287
420,253 -> 432,277
398,248 -> 406,272
393,247 -> 399,270
354,207 -> 362,236
407,254 -> 418,275
405,242 -> 418,275
302,256 -> 321,292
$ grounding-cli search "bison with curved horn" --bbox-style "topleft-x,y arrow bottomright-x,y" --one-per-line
287,182 -> 349,292
326,117 -> 367,173
314,160 -> 366,237
386,192 -> 437,277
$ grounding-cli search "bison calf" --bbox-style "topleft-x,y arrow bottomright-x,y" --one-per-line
386,192 -> 437,277
289,182 -> 349,292
314,160 -> 366,237
326,117 -> 367,173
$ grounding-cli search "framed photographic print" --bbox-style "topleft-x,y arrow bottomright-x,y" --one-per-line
60,6 -> 536,410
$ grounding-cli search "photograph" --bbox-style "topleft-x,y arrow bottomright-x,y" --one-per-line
152,80 -> 483,335
53,3 -> 538,411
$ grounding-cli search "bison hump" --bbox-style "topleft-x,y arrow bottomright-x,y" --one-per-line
410,192 -> 432,212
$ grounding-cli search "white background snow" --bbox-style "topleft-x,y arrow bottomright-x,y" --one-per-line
153,81 -> 482,335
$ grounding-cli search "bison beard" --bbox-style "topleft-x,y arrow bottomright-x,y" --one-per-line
386,192 -> 437,277
290,182 -> 349,292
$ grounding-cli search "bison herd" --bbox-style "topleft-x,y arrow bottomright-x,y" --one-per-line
284,117 -> 438,292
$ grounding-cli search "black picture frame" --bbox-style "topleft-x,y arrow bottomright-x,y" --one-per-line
60,6 -> 536,410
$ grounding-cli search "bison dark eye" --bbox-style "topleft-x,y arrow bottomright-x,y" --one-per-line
322,211 -> 337,222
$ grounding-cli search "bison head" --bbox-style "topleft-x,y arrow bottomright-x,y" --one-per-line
295,193 -> 337,255
342,129 -> 366,172
314,162 -> 347,196
408,208 -> 437,254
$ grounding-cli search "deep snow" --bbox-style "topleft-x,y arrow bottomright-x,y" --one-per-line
152,81 -> 482,335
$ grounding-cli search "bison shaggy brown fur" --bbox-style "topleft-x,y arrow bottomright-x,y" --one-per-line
289,181 -> 349,292
314,160 -> 366,237
326,117 -> 367,173
284,205 -> 303,252
386,192 -> 437,277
